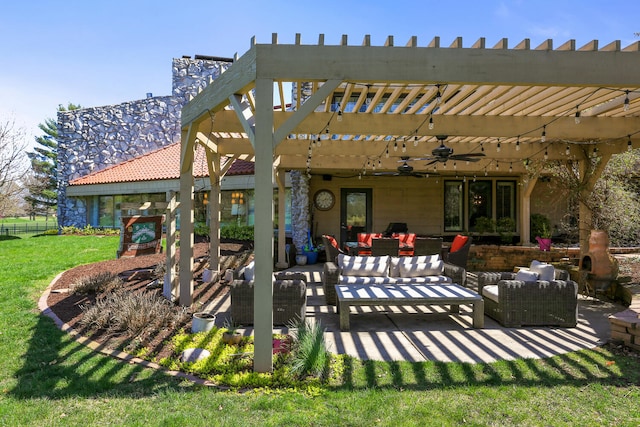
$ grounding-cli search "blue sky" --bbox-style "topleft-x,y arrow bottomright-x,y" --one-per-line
1,0 -> 639,147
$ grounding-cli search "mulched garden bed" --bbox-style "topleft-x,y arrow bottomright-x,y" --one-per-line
46,239 -> 253,361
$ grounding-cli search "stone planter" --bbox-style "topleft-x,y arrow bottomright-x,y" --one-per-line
191,312 -> 216,333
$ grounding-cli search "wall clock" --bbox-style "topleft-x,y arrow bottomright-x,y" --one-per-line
313,189 -> 335,211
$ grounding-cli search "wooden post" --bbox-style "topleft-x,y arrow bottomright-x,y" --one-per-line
253,77 -> 275,372
275,168 -> 288,269
164,191 -> 178,301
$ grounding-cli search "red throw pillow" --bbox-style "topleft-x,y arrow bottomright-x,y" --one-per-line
450,235 -> 469,253
326,235 -> 338,248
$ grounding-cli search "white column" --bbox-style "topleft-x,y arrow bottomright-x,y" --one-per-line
275,168 -> 288,269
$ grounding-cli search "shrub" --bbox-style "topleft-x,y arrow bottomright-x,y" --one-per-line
80,289 -> 189,338
496,217 -> 516,244
221,224 -> 254,240
71,272 -> 122,295
530,213 -> 551,242
288,318 -> 330,380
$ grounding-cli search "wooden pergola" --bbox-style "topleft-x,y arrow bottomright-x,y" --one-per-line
179,34 -> 640,372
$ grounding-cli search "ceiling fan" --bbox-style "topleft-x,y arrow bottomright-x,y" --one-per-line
416,135 -> 486,165
373,157 -> 437,178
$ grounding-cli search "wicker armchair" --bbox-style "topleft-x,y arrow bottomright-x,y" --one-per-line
230,271 -> 307,325
442,235 -> 473,269
476,269 -> 577,327
322,234 -> 344,263
371,238 -> 399,256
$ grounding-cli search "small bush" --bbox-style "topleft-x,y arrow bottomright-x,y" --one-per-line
221,224 -> 254,240
288,318 -> 330,380
80,290 -> 189,338
71,272 -> 122,295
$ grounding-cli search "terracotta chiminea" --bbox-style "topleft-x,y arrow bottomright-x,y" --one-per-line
579,230 -> 618,294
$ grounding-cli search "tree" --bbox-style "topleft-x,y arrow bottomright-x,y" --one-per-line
0,118 -> 28,218
25,103 -> 81,219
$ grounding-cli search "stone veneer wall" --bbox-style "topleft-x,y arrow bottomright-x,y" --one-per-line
57,58 -> 231,227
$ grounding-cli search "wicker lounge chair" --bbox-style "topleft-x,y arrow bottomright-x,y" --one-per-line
443,235 -> 472,269
230,270 -> 307,325
371,238 -> 399,256
476,268 -> 577,327
322,234 -> 344,263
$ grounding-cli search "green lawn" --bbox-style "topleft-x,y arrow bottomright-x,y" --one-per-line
1,235 -> 639,426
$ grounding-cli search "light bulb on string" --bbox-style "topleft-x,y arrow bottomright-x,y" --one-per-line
593,146 -> 598,157
509,163 -> 513,173
316,138 -> 321,147
484,168 -> 488,177
402,142 -> 406,153
544,148 -> 548,160
574,107 -> 581,124
393,140 -> 398,151
435,84 -> 442,104
414,135 -> 419,147
428,116 -> 434,130
628,135 -> 633,151
473,174 -> 477,182
516,137 -> 520,151
385,147 -> 389,158
337,110 -> 343,122
541,125 -> 546,143
496,140 -> 501,152
453,161 -> 457,170
495,161 -> 499,171
566,145 -> 570,156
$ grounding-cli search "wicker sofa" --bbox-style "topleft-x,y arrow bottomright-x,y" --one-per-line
230,262 -> 307,325
322,254 -> 467,306
476,263 -> 578,327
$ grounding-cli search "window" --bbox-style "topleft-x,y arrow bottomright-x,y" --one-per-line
443,179 -> 517,233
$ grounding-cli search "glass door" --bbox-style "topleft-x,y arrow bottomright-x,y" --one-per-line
340,188 -> 372,246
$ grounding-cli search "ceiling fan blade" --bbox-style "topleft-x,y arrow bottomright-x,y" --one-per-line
424,159 -> 439,166
450,153 -> 486,159
451,156 -> 482,163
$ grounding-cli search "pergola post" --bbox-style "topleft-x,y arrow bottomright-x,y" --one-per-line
204,150 -> 221,282
163,190 -> 178,301
179,126 -> 196,306
520,175 -> 538,245
253,78 -> 275,372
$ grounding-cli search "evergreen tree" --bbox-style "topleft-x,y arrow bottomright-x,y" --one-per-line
25,103 -> 81,219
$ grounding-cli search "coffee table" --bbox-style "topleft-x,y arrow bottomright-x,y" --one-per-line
335,283 -> 484,331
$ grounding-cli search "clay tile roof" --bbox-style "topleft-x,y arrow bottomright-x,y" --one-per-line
69,143 -> 254,186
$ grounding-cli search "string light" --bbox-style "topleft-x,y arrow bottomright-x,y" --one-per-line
592,146 -> 598,157
516,137 -> 520,151
496,140 -> 501,152
385,147 -> 389,158
628,135 -> 633,151
414,135 -> 419,146
541,125 -> 546,143
495,162 -> 499,170
566,145 -> 570,156
393,140 -> 398,151
453,161 -> 457,170
509,163 -> 513,173
544,148 -> 548,160
402,142 -> 406,153
624,90 -> 630,112
435,84 -> 442,104
337,110 -> 343,121
574,106 -> 581,124
428,116 -> 434,130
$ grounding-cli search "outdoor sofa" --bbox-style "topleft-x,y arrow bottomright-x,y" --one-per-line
322,253 -> 466,306
476,261 -> 578,327
229,261 -> 307,325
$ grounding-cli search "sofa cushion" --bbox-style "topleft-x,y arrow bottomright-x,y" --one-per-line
393,275 -> 452,285
529,260 -> 555,282
514,269 -> 539,282
339,275 -> 395,285
339,255 -> 389,277
390,255 -> 440,277
399,260 -> 444,278
482,284 -> 499,303
241,261 -> 255,281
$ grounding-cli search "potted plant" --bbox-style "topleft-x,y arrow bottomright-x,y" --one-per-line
535,223 -> 553,251
302,231 -> 319,264
222,318 -> 243,345
191,311 -> 216,333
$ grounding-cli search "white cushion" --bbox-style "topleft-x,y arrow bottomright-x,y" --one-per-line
340,255 -> 389,277
339,275 -> 394,285
514,269 -> 539,282
390,255 -> 440,277
399,260 -> 444,278
482,285 -> 499,303
529,260 -> 555,282
242,261 -> 255,281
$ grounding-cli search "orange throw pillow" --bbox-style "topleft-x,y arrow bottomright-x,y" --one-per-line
450,235 -> 469,253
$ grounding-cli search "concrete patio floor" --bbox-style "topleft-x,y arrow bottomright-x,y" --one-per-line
205,263 -> 624,364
